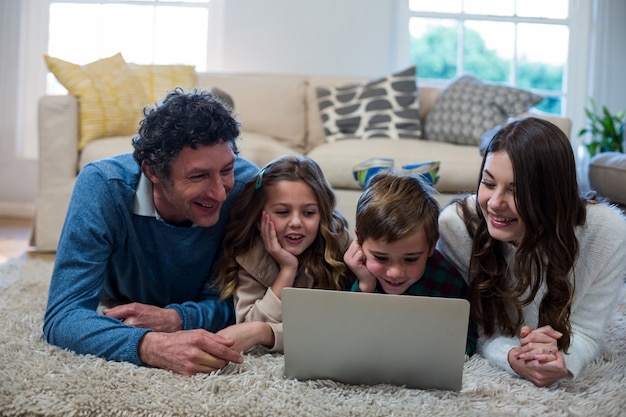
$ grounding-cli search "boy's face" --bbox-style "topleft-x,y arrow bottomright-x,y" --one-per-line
360,227 -> 435,295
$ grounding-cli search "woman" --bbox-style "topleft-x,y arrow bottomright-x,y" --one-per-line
437,117 -> 626,387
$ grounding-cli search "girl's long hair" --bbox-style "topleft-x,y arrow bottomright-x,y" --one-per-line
215,155 -> 350,299
459,117 -> 587,352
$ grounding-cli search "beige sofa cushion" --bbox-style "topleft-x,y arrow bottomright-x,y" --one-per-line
306,138 -> 482,193
196,73 -> 307,152
237,132 -> 301,168
78,131 -> 293,174
79,137 -> 134,170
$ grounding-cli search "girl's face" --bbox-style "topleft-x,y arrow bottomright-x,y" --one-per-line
361,228 -> 434,295
477,150 -> 525,244
262,180 -> 321,256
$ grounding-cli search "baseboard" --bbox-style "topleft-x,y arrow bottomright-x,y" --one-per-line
0,201 -> 35,219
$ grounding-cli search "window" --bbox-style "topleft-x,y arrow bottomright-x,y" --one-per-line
47,0 -> 211,94
406,0 -> 569,115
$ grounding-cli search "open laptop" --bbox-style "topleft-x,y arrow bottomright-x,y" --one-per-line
282,288 -> 470,391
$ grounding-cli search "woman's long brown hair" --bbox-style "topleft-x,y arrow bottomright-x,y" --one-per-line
459,117 -> 587,352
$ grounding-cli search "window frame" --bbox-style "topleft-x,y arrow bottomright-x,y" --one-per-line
392,0 -> 591,126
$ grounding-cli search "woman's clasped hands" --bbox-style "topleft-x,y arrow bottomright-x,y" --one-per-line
508,325 -> 570,387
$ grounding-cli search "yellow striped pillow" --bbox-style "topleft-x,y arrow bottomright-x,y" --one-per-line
44,53 -> 149,150
130,64 -> 196,103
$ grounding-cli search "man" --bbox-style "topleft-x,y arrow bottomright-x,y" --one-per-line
43,89 -> 258,376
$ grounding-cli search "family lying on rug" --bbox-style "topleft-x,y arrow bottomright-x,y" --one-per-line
43,90 -> 626,389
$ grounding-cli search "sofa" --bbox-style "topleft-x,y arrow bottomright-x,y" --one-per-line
588,152 -> 626,209
34,70 -> 572,251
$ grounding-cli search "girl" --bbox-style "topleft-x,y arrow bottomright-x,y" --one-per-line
214,155 -> 352,353
437,116 -> 626,387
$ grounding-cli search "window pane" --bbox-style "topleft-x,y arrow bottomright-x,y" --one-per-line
49,4 -> 108,64
536,97 -> 562,114
516,0 -> 568,19
463,0 -> 514,16
409,18 -> 458,80
463,20 -> 514,82
153,6 -> 208,67
48,2 -> 208,76
516,23 -> 567,91
409,0 -> 461,13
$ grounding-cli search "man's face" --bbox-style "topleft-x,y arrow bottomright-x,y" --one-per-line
149,142 -> 236,227
361,228 -> 435,295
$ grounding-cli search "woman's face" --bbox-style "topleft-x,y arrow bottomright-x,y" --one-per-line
477,150 -> 525,244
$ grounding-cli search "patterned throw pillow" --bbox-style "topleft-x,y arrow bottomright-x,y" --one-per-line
316,66 -> 421,142
129,64 -> 196,103
424,74 -> 543,146
44,53 -> 149,150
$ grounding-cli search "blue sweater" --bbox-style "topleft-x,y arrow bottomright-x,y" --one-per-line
43,152 -> 258,365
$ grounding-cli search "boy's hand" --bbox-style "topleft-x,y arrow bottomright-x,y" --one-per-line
344,240 -> 377,292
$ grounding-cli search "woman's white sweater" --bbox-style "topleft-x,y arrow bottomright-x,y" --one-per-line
438,197 -> 626,379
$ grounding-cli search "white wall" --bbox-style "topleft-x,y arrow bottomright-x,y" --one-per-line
0,0 -> 38,218
588,0 -> 626,114
1,0 -> 625,216
218,0 -> 398,78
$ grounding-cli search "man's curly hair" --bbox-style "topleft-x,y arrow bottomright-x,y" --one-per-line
132,88 -> 240,180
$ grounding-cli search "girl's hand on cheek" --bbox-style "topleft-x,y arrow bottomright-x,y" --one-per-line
260,211 -> 298,270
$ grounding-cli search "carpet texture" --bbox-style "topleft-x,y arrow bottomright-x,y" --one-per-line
1,256 -> 625,417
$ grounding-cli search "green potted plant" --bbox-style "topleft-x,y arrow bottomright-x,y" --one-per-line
578,99 -> 625,157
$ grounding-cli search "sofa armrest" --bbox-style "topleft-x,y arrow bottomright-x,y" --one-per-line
34,95 -> 80,251
38,95 -> 80,187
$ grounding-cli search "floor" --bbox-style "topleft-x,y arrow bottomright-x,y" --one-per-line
0,217 -> 53,264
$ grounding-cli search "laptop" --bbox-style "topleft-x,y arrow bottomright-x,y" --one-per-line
282,288 -> 470,391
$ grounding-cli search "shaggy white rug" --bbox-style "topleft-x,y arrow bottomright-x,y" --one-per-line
1,256 -> 625,417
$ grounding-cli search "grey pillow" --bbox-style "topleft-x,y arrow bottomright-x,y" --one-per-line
316,66 -> 422,142
425,74 -> 543,146
210,87 -> 234,111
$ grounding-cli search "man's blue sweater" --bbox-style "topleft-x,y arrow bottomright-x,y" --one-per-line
43,152 -> 258,365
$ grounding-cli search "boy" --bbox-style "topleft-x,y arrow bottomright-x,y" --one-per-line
344,172 -> 477,356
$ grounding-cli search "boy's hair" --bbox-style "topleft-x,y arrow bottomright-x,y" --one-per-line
356,172 -> 440,247
131,88 -> 240,181
214,155 -> 351,299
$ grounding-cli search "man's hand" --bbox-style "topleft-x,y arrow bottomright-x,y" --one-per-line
139,329 -> 243,376
104,302 -> 182,332
343,240 -> 377,292
217,322 -> 274,353
508,325 -> 569,387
